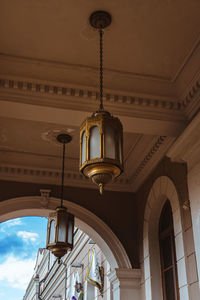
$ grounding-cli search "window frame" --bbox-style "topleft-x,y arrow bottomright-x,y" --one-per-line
159,201 -> 180,300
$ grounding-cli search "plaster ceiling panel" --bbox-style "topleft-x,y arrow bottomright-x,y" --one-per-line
123,132 -> 141,160
0,117 -> 140,174
0,117 -> 79,158
0,0 -> 199,80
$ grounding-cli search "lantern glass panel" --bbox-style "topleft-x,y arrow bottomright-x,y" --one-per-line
119,136 -> 122,163
57,213 -> 67,242
105,125 -> 115,159
81,131 -> 86,165
90,126 -> 100,159
67,214 -> 74,245
49,219 -> 56,243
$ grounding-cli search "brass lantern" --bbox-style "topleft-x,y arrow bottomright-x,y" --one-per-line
80,11 -> 124,194
46,207 -> 74,258
46,134 -> 74,259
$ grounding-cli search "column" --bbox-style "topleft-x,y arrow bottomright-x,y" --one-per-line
108,268 -> 141,300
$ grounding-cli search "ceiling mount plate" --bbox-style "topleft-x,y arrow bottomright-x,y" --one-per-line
56,133 -> 72,144
90,11 -> 112,29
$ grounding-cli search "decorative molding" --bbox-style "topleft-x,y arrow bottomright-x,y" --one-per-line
40,189 -> 51,208
130,136 -> 175,192
2,76 -> 199,114
0,134 -> 171,194
177,70 -> 200,120
0,137 -> 174,193
182,200 -> 190,210
0,77 -> 180,109
0,77 -> 186,122
181,75 -> 200,119
182,78 -> 200,108
0,165 -> 131,192
40,189 -> 51,198
41,128 -> 75,146
131,136 -> 167,181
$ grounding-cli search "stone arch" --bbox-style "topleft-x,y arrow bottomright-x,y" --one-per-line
142,176 -> 192,300
0,196 -> 132,270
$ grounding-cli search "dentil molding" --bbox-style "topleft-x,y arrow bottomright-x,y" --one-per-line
0,75 -> 199,119
0,136 -> 172,193
0,77 -> 186,122
0,164 -> 131,192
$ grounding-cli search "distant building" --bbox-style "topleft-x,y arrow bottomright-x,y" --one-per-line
23,229 -> 111,300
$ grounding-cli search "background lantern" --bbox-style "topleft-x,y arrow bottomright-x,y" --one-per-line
46,134 -> 74,259
80,11 -> 124,194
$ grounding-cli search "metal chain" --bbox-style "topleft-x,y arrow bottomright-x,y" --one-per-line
60,142 -> 66,207
99,26 -> 104,111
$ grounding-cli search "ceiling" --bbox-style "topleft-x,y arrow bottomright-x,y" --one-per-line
0,0 -> 200,80
0,0 -> 199,192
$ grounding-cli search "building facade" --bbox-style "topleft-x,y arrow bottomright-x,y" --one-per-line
23,229 -> 111,300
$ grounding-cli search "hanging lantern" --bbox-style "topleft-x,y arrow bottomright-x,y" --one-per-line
46,207 -> 74,258
46,134 -> 74,259
80,11 -> 124,194
80,110 -> 123,194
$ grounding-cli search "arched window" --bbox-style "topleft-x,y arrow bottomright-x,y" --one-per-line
159,201 -> 180,300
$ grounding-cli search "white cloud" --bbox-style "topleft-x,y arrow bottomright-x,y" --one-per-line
0,218 -> 23,232
17,231 -> 39,242
5,218 -> 23,227
0,255 -> 35,290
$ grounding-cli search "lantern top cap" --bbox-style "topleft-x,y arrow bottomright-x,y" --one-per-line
56,133 -> 72,144
92,110 -> 111,117
56,206 -> 67,212
89,11 -> 112,29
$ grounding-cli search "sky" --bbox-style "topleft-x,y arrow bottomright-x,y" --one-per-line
0,217 -> 48,300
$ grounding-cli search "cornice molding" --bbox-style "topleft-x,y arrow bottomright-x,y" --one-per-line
0,164 -> 131,192
130,136 -> 175,192
0,77 -> 186,122
181,77 -> 200,119
131,136 -> 167,181
0,138 -> 174,193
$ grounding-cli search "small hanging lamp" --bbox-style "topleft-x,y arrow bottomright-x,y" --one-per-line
46,134 -> 74,259
80,11 -> 123,194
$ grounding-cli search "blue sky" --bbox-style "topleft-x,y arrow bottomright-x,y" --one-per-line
0,217 -> 48,300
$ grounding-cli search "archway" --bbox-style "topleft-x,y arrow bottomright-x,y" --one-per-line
142,176 -> 196,300
0,195 -> 131,270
